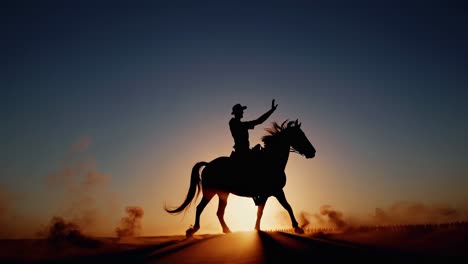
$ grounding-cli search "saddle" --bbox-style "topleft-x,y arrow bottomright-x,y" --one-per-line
229,145 -> 280,205
229,144 -> 265,174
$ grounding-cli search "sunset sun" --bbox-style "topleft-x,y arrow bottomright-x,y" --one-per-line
225,196 -> 258,232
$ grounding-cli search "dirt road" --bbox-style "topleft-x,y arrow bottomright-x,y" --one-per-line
6,231 -> 460,263
142,231 -> 432,263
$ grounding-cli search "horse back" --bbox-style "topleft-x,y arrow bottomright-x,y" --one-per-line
201,155 -> 284,198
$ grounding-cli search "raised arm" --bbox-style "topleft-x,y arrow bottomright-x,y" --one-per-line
246,99 -> 278,128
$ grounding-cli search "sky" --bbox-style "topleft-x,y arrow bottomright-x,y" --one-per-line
1,0 -> 468,238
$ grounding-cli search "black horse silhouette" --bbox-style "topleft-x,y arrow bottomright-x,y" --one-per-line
165,119 -> 316,237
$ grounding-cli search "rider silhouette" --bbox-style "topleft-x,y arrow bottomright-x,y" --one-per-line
229,99 -> 278,161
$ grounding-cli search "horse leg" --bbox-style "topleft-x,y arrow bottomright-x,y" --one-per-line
274,189 -> 304,234
186,190 -> 215,237
254,201 -> 266,231
216,192 -> 232,234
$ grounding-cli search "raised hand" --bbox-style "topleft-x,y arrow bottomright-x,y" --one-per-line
271,99 -> 278,110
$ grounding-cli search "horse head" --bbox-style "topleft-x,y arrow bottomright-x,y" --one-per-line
262,119 -> 316,159
285,119 -> 316,159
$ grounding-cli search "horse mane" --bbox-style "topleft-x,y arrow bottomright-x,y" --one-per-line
261,119 -> 296,147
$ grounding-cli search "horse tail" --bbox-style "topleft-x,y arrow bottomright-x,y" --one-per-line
164,161 -> 208,215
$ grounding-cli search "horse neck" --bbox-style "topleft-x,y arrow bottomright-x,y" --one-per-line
267,138 -> 290,170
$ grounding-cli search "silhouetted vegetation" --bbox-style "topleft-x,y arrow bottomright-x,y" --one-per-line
268,221 -> 468,234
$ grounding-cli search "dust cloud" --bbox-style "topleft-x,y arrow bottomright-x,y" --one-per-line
288,201 -> 467,233
37,216 -> 101,248
116,206 -> 145,239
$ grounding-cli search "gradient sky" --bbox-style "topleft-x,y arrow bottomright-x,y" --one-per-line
2,1 -> 468,238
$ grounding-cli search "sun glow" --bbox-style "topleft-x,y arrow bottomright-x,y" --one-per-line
224,195 -> 282,232
224,196 -> 257,231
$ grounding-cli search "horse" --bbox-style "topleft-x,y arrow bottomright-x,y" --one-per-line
164,119 -> 316,237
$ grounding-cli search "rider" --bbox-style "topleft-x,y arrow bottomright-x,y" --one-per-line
229,99 -> 278,161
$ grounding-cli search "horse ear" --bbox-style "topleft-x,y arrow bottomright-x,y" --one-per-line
294,119 -> 302,128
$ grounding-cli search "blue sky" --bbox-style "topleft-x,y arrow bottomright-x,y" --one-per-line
1,0 -> 468,237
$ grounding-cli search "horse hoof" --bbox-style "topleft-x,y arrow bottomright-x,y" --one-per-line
186,228 -> 197,238
294,227 -> 304,234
